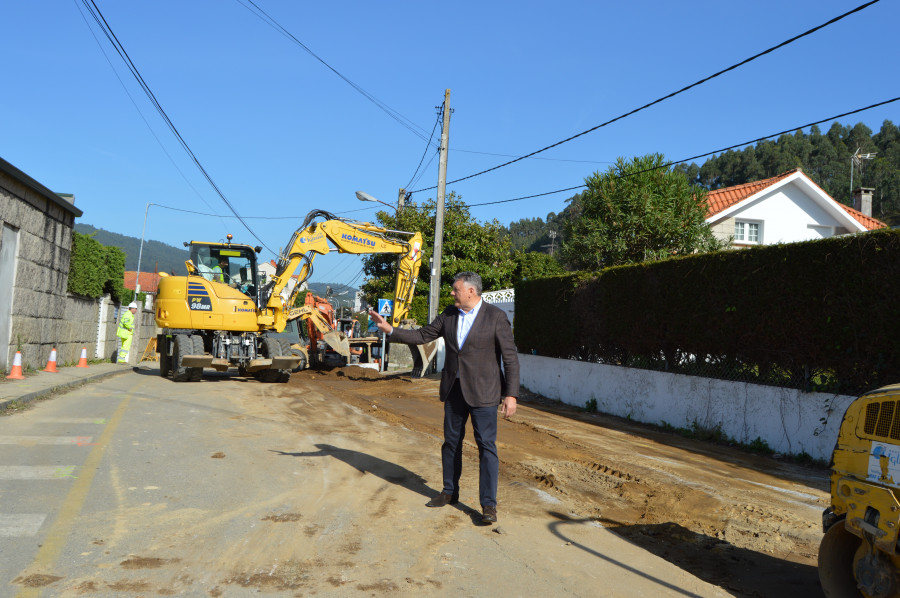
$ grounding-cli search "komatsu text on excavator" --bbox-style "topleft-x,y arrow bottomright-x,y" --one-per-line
154,209 -> 423,382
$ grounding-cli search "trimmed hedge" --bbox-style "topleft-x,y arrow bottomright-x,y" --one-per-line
515,229 -> 900,394
68,231 -> 129,303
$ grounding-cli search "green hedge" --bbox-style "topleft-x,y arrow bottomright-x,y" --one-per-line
515,229 -> 900,394
68,231 -> 129,303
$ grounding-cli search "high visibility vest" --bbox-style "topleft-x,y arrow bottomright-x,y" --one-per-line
118,309 -> 134,338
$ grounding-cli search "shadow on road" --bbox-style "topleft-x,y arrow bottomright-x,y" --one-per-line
271,443 -> 438,501
547,512 -> 820,598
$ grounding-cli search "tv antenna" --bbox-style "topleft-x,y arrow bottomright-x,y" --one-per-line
850,147 -> 877,191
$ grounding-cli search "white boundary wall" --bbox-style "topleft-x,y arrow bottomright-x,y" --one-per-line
518,353 -> 855,461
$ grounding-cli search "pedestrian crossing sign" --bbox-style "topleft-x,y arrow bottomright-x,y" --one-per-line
378,299 -> 393,316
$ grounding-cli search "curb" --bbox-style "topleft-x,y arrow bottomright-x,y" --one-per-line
0,367 -> 132,411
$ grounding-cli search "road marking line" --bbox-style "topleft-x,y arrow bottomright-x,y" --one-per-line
30,418 -> 108,425
0,436 -> 94,445
0,466 -> 78,480
14,390 -> 133,598
0,514 -> 47,537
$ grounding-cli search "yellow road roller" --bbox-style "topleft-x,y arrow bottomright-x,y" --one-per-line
820,383 -> 900,597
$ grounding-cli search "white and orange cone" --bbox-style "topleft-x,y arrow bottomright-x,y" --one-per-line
76,346 -> 89,368
6,351 -> 25,379
43,347 -> 59,373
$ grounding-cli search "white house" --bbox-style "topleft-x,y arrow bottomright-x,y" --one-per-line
706,168 -> 886,247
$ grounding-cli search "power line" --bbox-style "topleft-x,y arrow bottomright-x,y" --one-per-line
73,2 -> 226,225
465,95 -> 900,208
235,0 -> 434,145
405,112 -> 442,191
79,0 -> 274,254
410,0 -> 882,194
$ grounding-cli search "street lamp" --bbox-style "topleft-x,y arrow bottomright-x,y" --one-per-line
135,202 -> 155,297
355,190 -> 395,212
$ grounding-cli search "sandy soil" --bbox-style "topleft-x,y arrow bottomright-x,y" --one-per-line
282,366 -> 829,597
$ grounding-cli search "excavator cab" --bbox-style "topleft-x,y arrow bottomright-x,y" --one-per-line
189,242 -> 259,302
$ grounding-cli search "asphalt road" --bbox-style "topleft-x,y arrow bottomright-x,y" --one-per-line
2,368 -> 730,597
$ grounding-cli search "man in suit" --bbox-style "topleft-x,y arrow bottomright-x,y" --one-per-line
368,271 -> 519,524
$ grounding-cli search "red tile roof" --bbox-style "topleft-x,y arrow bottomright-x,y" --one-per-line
705,168 -> 886,231
840,204 -> 887,230
124,271 -> 162,293
706,170 -> 798,217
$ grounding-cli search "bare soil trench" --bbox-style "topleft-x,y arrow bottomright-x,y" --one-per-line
286,366 -> 829,598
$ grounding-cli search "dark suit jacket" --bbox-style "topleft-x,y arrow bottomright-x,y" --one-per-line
388,301 -> 520,407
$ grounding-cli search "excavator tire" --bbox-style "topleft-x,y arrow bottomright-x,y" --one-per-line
190,335 -> 205,381
159,337 -> 171,378
255,337 -> 289,383
172,334 -> 194,382
289,344 -> 308,372
819,521 -> 864,597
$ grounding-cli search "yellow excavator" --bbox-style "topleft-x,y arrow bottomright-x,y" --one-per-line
154,209 -> 423,382
819,383 -> 900,597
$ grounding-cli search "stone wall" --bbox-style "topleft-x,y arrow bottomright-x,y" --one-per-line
59,294 -> 156,365
0,165 -> 77,371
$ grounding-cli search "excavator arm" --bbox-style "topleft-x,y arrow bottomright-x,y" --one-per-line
260,210 -> 423,334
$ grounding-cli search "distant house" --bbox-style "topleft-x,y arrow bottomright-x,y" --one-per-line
257,260 -> 305,299
124,271 -> 162,295
706,168 -> 886,247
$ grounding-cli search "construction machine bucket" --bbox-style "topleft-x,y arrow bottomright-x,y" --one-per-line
322,330 -> 350,360
408,340 -> 438,377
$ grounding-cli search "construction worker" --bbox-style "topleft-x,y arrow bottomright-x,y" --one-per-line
117,302 -> 138,363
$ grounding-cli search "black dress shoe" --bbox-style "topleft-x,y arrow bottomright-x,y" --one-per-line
426,492 -> 459,507
482,505 -> 497,523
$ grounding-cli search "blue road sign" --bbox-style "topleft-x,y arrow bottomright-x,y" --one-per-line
378,299 -> 394,316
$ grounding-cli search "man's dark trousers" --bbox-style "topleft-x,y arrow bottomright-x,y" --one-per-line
443,380 -> 499,507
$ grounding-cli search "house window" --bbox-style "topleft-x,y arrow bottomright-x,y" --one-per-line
734,220 -> 761,244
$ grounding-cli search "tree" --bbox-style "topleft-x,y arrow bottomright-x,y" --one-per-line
561,154 -> 726,270
512,250 -> 565,281
361,192 -> 517,325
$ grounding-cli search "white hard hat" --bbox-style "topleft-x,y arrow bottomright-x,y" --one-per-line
127,302 -> 138,309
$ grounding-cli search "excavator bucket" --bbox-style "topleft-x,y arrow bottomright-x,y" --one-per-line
322,330 -> 350,360
408,340 -> 438,377
394,320 -> 437,377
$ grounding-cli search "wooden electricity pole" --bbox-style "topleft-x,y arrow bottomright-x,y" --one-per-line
428,89 -> 451,323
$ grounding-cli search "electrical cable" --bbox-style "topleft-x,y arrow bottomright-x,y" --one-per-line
465,95 -> 900,208
235,0 -> 434,145
405,112 -> 442,191
73,1 -> 226,224
410,0 -> 882,194
80,0 -> 275,254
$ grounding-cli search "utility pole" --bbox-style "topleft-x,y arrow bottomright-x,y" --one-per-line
428,89 -> 451,323
397,188 -> 406,211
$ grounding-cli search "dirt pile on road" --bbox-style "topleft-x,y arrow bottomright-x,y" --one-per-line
283,372 -> 828,597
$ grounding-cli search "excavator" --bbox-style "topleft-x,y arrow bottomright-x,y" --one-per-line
154,209 -> 423,382
819,383 -> 900,597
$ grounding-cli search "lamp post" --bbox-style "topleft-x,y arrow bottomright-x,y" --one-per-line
134,202 -> 154,298
355,190 -> 397,212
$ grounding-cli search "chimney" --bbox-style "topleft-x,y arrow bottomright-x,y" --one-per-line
853,187 -> 874,217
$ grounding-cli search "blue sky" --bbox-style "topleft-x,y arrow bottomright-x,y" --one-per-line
3,0 -> 897,287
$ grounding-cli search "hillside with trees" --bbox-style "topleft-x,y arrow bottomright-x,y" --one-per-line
504,119 -> 900,257
73,223 -> 189,274
675,120 -> 900,223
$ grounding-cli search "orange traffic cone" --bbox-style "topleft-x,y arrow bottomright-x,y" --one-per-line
76,346 -> 89,368
6,351 -> 25,379
43,347 -> 59,373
